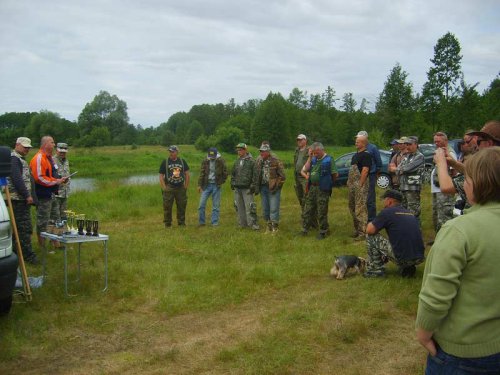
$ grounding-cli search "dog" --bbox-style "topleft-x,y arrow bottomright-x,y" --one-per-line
330,255 -> 366,280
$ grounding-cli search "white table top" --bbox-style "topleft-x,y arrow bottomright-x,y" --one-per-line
40,231 -> 109,244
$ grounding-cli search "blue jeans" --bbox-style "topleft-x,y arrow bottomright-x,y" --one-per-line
198,183 -> 221,225
426,346 -> 500,374
259,185 -> 281,223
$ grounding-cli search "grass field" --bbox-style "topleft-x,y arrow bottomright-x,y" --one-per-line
0,145 -> 433,374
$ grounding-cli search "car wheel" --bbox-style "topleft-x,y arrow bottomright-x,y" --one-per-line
377,174 -> 391,189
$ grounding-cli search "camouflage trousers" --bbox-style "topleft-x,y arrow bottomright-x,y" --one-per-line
366,233 -> 424,273
36,196 -> 54,234
295,176 -> 318,228
432,192 -> 455,233
11,200 -> 36,260
163,186 -> 188,226
294,175 -> 307,209
50,196 -> 68,222
401,190 -> 421,220
302,185 -> 330,234
348,182 -> 368,236
234,188 -> 258,228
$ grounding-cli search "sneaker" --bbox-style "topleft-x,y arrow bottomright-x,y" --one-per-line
316,232 -> 327,240
401,266 -> 416,278
363,271 -> 385,278
25,255 -> 40,265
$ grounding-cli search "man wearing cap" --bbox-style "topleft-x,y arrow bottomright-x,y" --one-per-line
252,143 -> 286,233
293,134 -> 309,210
197,147 -> 228,226
51,142 -> 71,223
434,121 -> 500,211
159,145 -> 190,227
7,137 -> 39,264
357,131 -> 382,222
393,136 -> 425,221
300,142 -> 337,239
348,135 -> 372,240
363,189 -> 425,278
231,143 -> 259,230
389,137 -> 407,190
30,136 -> 69,246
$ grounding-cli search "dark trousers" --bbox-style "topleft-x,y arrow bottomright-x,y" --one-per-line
367,173 -> 377,222
11,200 -> 36,260
162,185 -> 187,226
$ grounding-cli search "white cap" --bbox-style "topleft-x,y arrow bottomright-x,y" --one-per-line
296,134 -> 307,140
356,131 -> 368,137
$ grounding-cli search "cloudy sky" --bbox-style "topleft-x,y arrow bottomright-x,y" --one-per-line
1,0 -> 499,127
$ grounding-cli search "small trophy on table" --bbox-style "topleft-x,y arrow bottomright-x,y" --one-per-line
85,219 -> 93,236
92,220 -> 99,236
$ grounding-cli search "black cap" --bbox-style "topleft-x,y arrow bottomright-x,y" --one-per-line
382,189 -> 403,201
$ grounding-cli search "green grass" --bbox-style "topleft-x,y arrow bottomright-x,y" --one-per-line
0,145 -> 431,374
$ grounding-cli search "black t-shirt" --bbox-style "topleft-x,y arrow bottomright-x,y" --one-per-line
371,205 -> 425,261
351,151 -> 372,173
159,158 -> 189,187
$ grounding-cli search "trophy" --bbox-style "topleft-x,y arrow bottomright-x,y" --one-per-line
77,219 -> 85,235
85,219 -> 93,236
92,220 -> 99,236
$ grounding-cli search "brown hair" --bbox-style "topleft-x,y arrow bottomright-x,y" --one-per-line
464,147 -> 500,204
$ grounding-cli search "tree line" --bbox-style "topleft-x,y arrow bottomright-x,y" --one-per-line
1,32 -> 498,151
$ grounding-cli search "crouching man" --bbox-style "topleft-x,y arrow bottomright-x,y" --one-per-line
363,189 -> 425,278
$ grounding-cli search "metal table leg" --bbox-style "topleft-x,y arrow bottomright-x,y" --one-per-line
103,240 -> 108,292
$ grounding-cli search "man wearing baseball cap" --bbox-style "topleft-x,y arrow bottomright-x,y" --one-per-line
293,134 -> 313,221
51,142 -> 71,224
230,143 -> 259,230
7,137 -> 39,264
364,189 -> 425,278
159,145 -> 190,227
197,147 -> 228,226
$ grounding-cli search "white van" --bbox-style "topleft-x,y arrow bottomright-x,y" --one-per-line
0,148 -> 18,315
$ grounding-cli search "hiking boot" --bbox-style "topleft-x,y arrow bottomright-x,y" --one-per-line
316,232 -> 327,240
197,223 -> 206,228
271,222 -> 279,235
354,234 -> 366,242
25,255 -> 40,265
350,231 -> 359,238
401,266 -> 416,278
363,270 -> 385,278
265,222 -> 272,234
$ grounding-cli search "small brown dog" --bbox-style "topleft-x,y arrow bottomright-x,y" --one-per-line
330,255 -> 366,280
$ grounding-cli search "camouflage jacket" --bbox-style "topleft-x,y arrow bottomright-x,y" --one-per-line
293,147 -> 309,177
231,153 -> 255,189
198,155 -> 228,189
7,150 -> 32,201
54,155 -> 71,198
252,155 -> 286,193
397,151 -> 425,191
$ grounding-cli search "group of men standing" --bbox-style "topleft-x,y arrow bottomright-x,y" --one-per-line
5,136 -> 71,265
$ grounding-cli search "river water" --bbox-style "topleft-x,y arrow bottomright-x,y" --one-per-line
71,174 -> 158,192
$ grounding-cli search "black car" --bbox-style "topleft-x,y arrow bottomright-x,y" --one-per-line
334,150 -> 392,189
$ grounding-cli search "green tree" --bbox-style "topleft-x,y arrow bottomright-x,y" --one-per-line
252,92 -> 292,149
214,126 -> 244,152
481,75 -> 500,122
288,88 -> 308,109
341,93 -> 357,113
375,63 -> 415,138
428,32 -> 463,100
78,91 -> 129,144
